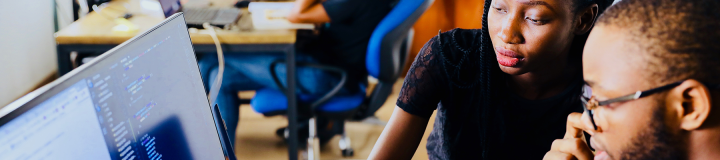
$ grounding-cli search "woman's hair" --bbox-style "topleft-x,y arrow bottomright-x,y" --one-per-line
473,0 -> 614,158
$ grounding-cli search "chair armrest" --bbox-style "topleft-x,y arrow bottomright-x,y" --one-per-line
269,60 -> 348,110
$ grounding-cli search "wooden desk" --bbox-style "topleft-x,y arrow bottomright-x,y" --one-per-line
55,0 -> 298,75
54,0 -> 302,159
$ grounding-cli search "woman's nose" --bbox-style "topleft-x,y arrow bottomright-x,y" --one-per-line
497,16 -> 524,44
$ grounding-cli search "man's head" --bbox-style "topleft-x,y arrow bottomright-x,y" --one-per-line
582,0 -> 720,160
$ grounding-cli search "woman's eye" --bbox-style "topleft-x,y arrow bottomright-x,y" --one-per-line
493,7 -> 506,13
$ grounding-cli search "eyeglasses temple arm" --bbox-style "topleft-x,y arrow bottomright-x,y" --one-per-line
598,81 -> 684,106
641,81 -> 684,97
597,92 -> 639,106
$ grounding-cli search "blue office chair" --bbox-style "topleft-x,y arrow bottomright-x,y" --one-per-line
250,0 -> 434,157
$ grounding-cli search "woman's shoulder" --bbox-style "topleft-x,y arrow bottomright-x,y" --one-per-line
406,29 -> 483,82
421,28 -> 484,59
411,28 -> 488,89
421,28 -> 487,69
428,28 -> 483,46
441,28 -> 483,40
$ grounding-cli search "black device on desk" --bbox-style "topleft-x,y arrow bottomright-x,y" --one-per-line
0,13 -> 235,160
160,0 -> 242,28
235,1 -> 251,8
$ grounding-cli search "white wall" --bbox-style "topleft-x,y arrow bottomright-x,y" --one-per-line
0,0 -> 58,107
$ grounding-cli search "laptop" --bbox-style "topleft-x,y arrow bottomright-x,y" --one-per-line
160,0 -> 241,28
0,13 -> 235,160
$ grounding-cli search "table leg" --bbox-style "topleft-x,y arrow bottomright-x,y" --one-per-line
56,45 -> 73,76
285,45 -> 298,160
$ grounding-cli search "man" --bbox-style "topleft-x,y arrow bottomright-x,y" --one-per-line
199,0 -> 395,144
544,0 -> 720,160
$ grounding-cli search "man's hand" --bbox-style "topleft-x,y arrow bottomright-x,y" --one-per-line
288,0 -> 330,23
543,112 -> 594,160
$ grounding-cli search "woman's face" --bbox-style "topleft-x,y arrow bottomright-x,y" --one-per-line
488,0 -> 580,75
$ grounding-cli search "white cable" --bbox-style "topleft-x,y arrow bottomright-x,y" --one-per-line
203,23 -> 225,106
77,0 -> 90,18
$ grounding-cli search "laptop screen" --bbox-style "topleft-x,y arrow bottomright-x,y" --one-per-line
0,14 -> 225,160
159,0 -> 182,18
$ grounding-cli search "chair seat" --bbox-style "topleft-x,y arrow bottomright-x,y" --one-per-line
251,88 -> 366,115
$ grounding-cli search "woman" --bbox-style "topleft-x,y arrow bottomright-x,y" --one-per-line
369,0 -> 613,159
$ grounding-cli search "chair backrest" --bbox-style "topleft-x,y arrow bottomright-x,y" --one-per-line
356,0 -> 433,120
366,0 -> 434,81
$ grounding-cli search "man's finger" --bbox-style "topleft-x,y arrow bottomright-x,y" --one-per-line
564,113 -> 585,139
543,151 -> 576,160
549,138 -> 594,160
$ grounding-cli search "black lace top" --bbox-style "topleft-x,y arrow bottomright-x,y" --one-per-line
397,28 -> 585,159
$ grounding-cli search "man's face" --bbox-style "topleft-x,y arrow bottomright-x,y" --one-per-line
582,25 -> 686,160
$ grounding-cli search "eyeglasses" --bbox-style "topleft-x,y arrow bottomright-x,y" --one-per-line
580,80 -> 720,130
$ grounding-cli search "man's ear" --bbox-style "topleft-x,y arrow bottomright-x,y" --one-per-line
668,79 -> 712,130
574,4 -> 599,35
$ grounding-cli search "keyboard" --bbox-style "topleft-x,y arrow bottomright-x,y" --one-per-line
183,8 -> 241,26
184,8 -> 217,22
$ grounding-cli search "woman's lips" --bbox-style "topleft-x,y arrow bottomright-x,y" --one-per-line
495,47 -> 524,67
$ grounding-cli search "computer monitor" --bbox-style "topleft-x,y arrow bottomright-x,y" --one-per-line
0,13 -> 226,160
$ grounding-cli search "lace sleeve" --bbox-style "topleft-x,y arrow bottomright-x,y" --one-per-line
396,37 -> 446,118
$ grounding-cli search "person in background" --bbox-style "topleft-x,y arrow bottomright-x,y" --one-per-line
198,0 -> 396,145
544,0 -> 720,160
369,0 -> 614,159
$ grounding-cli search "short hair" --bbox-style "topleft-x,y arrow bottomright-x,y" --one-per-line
596,0 -> 720,84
